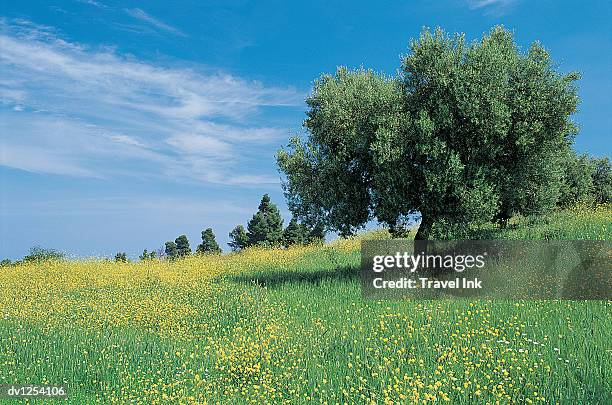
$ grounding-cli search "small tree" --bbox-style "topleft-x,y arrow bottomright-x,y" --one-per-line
247,194 -> 284,246
175,235 -> 191,258
165,241 -> 178,260
283,218 -> 326,247
139,249 -> 157,260
114,252 -> 127,263
139,249 -> 150,261
228,225 -> 248,251
0,259 -> 12,267
283,218 -> 305,247
197,228 -> 222,254
23,246 -> 64,262
558,152 -> 594,207
591,157 -> 611,204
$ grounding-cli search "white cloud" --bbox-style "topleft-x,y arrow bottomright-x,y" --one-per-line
0,143 -> 98,177
467,0 -> 512,7
227,174 -> 280,185
109,134 -> 145,147
0,19 -> 302,184
188,121 -> 287,142
466,0 -> 518,14
75,0 -> 106,8
0,112 -> 169,178
166,133 -> 233,156
125,8 -> 186,37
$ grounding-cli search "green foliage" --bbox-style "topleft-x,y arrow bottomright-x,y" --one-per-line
283,219 -> 327,247
164,241 -> 178,260
558,151 -> 594,207
139,249 -> 157,261
175,235 -> 191,258
386,214 -> 417,238
466,206 -> 610,240
278,26 -> 580,240
282,218 -> 307,247
558,154 -> 611,207
247,194 -> 284,247
277,67 -> 401,237
197,228 -> 222,254
114,252 -> 127,263
0,259 -> 12,267
228,225 -> 248,251
307,222 -> 326,244
590,156 -> 612,204
23,246 -> 65,262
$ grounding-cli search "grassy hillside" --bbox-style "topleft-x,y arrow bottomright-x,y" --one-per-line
0,207 -> 610,404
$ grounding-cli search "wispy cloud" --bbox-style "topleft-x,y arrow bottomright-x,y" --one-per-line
125,8 -> 186,37
1,195 -> 254,217
0,19 -> 302,185
167,133 -> 233,156
0,111 -> 168,179
466,0 -> 518,15
75,0 -> 106,8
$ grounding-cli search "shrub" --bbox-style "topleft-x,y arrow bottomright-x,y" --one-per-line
115,252 -> 127,263
23,246 -> 65,263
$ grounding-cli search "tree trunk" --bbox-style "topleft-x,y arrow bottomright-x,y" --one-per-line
414,214 -> 433,276
414,214 -> 433,241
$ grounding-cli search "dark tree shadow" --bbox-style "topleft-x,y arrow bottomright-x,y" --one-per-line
229,265 -> 359,288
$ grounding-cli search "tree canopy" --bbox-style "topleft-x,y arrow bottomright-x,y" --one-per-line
23,246 -> 65,262
114,252 -> 127,263
175,235 -> 191,257
165,241 -> 178,260
228,225 -> 248,251
197,228 -> 222,254
247,194 -> 284,246
278,26 -> 581,239
591,157 -> 612,204
283,218 -> 306,247
283,217 -> 325,247
558,152 -> 594,207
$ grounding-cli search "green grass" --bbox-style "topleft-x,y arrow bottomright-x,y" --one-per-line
467,205 -> 611,240
0,207 -> 610,404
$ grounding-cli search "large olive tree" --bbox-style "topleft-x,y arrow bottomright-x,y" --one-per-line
278,26 -> 580,239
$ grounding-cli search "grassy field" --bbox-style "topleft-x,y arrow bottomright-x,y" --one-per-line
0,206 -> 610,404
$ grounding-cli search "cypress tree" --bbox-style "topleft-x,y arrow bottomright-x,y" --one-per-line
228,225 -> 248,251
114,252 -> 127,263
165,241 -> 178,260
139,249 -> 150,261
247,194 -> 284,246
175,235 -> 191,257
197,228 -> 222,254
283,218 -> 305,247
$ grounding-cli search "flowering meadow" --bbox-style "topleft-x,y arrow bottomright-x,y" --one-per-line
0,207 -> 610,404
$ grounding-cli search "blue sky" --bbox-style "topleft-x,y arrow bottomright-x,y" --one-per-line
1,0 -> 610,259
